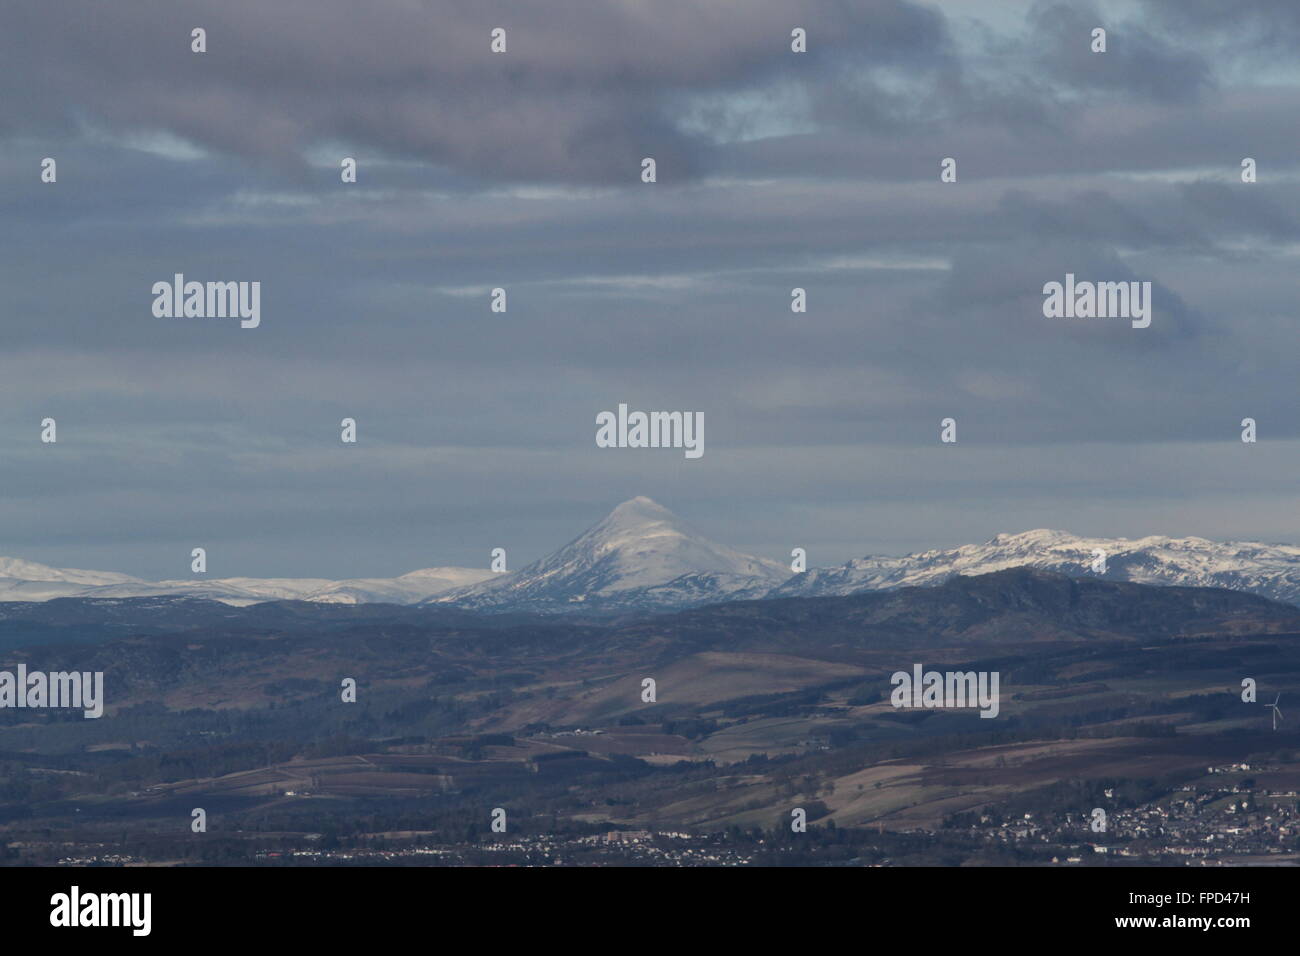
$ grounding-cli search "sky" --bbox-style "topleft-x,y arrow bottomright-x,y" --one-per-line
2,0 -> 1298,580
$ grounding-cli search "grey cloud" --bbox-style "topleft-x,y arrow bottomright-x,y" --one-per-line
1027,1 -> 1214,104
3,1 -> 1299,578
3,0 -> 950,184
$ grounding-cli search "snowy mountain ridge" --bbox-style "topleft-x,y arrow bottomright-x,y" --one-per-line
4,501 -> 1300,611
771,528 -> 1300,605
0,558 -> 493,607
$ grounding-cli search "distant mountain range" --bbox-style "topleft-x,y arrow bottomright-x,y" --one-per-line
4,497 -> 1300,612
0,556 -> 492,607
770,528 -> 1300,606
7,565 -> 1299,680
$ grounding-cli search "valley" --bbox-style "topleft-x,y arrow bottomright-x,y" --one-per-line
1,568 -> 1298,866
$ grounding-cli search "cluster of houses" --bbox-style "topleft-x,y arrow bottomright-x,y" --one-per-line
961,771 -> 1300,863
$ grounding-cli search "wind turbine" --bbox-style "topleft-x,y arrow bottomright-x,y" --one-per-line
1268,694 -> 1283,731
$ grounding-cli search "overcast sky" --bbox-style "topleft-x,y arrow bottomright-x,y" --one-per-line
2,0 -> 1298,579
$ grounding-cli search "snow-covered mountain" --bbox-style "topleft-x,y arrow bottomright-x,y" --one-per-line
426,496 -> 788,613
0,556 -> 493,607
6,511 -> 1300,613
285,568 -> 497,605
770,529 -> 1300,605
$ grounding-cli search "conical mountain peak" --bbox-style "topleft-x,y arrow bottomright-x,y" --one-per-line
430,497 -> 787,612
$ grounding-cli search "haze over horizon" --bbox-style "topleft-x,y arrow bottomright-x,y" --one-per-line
4,0 -> 1299,580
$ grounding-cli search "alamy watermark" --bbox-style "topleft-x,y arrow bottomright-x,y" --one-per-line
152,274 -> 260,328
0,665 -> 103,718
50,886 -> 150,936
890,664 -> 1000,718
596,404 -> 703,459
1042,273 -> 1151,329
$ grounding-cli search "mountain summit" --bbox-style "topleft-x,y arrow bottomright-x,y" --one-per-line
427,496 -> 787,613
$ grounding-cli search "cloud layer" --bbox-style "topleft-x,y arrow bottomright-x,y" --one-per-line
2,0 -> 1297,578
